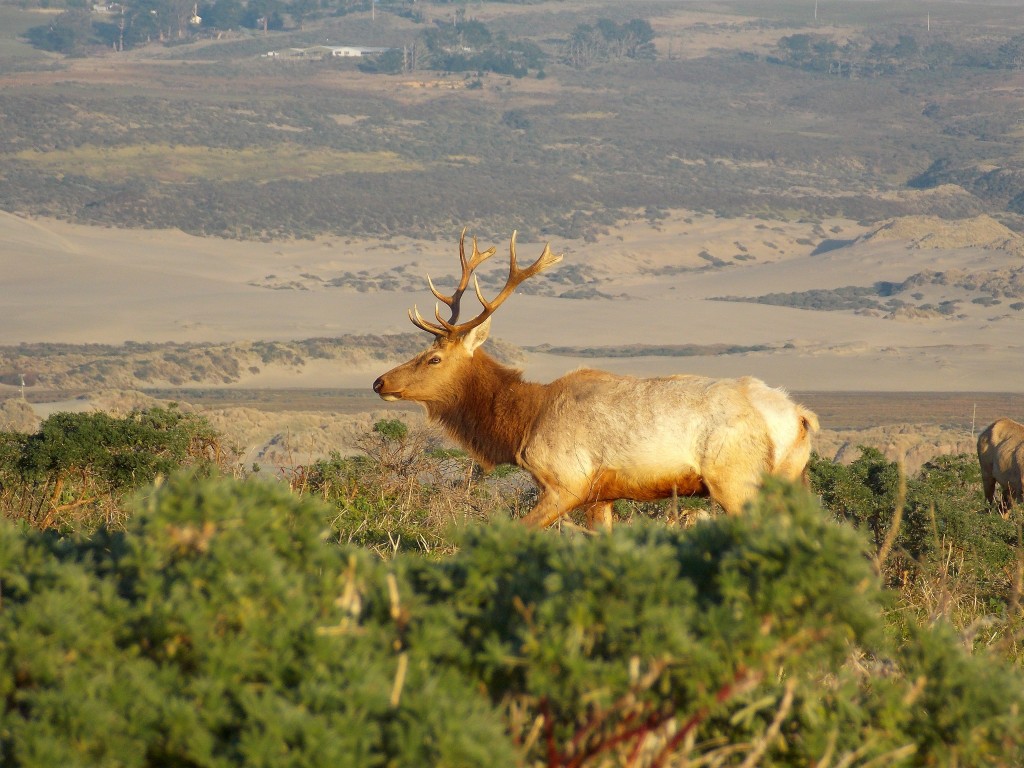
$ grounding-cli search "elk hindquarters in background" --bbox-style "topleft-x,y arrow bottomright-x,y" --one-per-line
978,417 -> 1024,515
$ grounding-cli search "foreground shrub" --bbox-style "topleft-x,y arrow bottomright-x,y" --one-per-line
0,474 -> 513,768
0,474 -> 1021,766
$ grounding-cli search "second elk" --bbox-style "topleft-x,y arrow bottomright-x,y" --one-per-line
977,417 -> 1024,514
373,230 -> 820,529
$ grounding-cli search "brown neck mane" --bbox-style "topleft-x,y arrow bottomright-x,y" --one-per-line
426,350 -> 545,470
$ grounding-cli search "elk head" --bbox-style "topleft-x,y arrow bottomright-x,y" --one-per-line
372,229 -> 563,409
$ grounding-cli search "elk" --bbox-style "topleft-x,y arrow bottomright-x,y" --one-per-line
977,418 -> 1024,514
373,229 -> 820,529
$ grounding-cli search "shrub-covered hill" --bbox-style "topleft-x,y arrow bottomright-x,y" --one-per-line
0,336 -> 436,391
0,472 -> 1022,767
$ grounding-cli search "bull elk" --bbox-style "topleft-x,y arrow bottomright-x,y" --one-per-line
977,418 -> 1024,514
373,229 -> 820,529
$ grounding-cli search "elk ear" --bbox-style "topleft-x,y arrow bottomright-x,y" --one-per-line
460,317 -> 491,355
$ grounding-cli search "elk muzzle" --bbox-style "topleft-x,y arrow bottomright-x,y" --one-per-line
372,375 -> 401,401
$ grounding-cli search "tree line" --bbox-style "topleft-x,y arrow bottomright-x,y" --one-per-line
770,28 -> 1024,77
24,0 -> 651,78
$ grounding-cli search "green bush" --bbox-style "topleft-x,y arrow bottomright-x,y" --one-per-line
811,448 -> 1023,650
0,407 -> 225,532
1,473 -> 1021,767
0,474 -> 515,768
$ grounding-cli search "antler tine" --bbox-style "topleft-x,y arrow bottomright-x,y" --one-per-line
408,230 -> 562,341
408,305 -> 447,339
474,230 -> 563,311
427,227 -> 497,325
457,230 -> 563,335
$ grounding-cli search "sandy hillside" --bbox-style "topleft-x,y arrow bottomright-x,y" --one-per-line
2,209 -> 1022,393
2,208 -> 1021,472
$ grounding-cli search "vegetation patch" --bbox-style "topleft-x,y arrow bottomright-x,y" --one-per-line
714,267 -> 1024,316
0,464 -> 1022,766
6,5 -> 1024,239
526,342 -> 772,358
13,144 -> 420,183
1,411 -> 1024,765
0,335 -> 468,390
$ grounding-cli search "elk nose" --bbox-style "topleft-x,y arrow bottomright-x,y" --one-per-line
372,376 -> 384,394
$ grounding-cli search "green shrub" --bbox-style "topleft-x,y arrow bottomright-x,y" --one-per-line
0,473 -> 516,768
0,407 -> 225,532
3,473 -> 1021,767
811,449 -> 1023,651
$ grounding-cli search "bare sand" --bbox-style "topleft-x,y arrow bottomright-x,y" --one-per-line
1,209 -> 1022,393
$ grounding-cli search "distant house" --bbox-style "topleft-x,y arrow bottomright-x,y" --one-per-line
328,45 -> 391,57
263,45 -> 392,60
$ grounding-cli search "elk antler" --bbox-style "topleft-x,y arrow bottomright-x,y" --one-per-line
410,230 -> 563,340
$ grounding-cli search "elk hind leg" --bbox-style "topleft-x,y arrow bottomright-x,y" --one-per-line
982,471 -> 996,506
703,477 -> 758,515
1008,479 -> 1023,510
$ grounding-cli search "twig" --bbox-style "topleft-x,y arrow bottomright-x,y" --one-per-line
737,679 -> 795,768
874,464 -> 906,573
389,652 -> 408,708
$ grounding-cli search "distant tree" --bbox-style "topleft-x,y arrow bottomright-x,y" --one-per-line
506,37 -> 543,69
25,9 -> 96,54
563,22 -> 603,68
288,0 -> 321,30
241,0 -> 285,31
563,18 -> 655,67
892,33 -> 919,59
997,35 -> 1024,69
621,18 -> 655,59
200,0 -> 244,30
358,47 -> 407,74
423,17 -> 490,57
779,33 -> 813,55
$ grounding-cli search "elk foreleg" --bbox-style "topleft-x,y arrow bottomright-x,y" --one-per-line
521,488 -> 580,529
581,501 -> 614,531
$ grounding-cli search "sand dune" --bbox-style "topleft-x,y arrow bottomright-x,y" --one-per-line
1,209 -> 1021,393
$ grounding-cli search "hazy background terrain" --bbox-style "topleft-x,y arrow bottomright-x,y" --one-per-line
1,0 -> 1022,470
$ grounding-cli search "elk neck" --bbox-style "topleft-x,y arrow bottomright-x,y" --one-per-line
427,349 -> 546,470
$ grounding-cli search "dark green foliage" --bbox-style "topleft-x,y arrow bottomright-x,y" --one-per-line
1,474 -> 1021,766
0,474 -> 516,768
400,480 -> 892,765
416,17 -> 541,77
563,17 -> 655,67
897,621 -> 1024,765
372,417 -> 408,442
24,10 -> 96,55
811,449 -> 1021,630
0,407 -> 223,532
357,47 -> 405,74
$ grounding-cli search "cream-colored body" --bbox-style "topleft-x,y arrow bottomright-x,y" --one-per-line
514,369 -> 818,528
977,418 -> 1024,512
372,230 -> 819,529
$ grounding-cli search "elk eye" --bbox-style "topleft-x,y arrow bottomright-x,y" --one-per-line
428,356 -> 442,365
